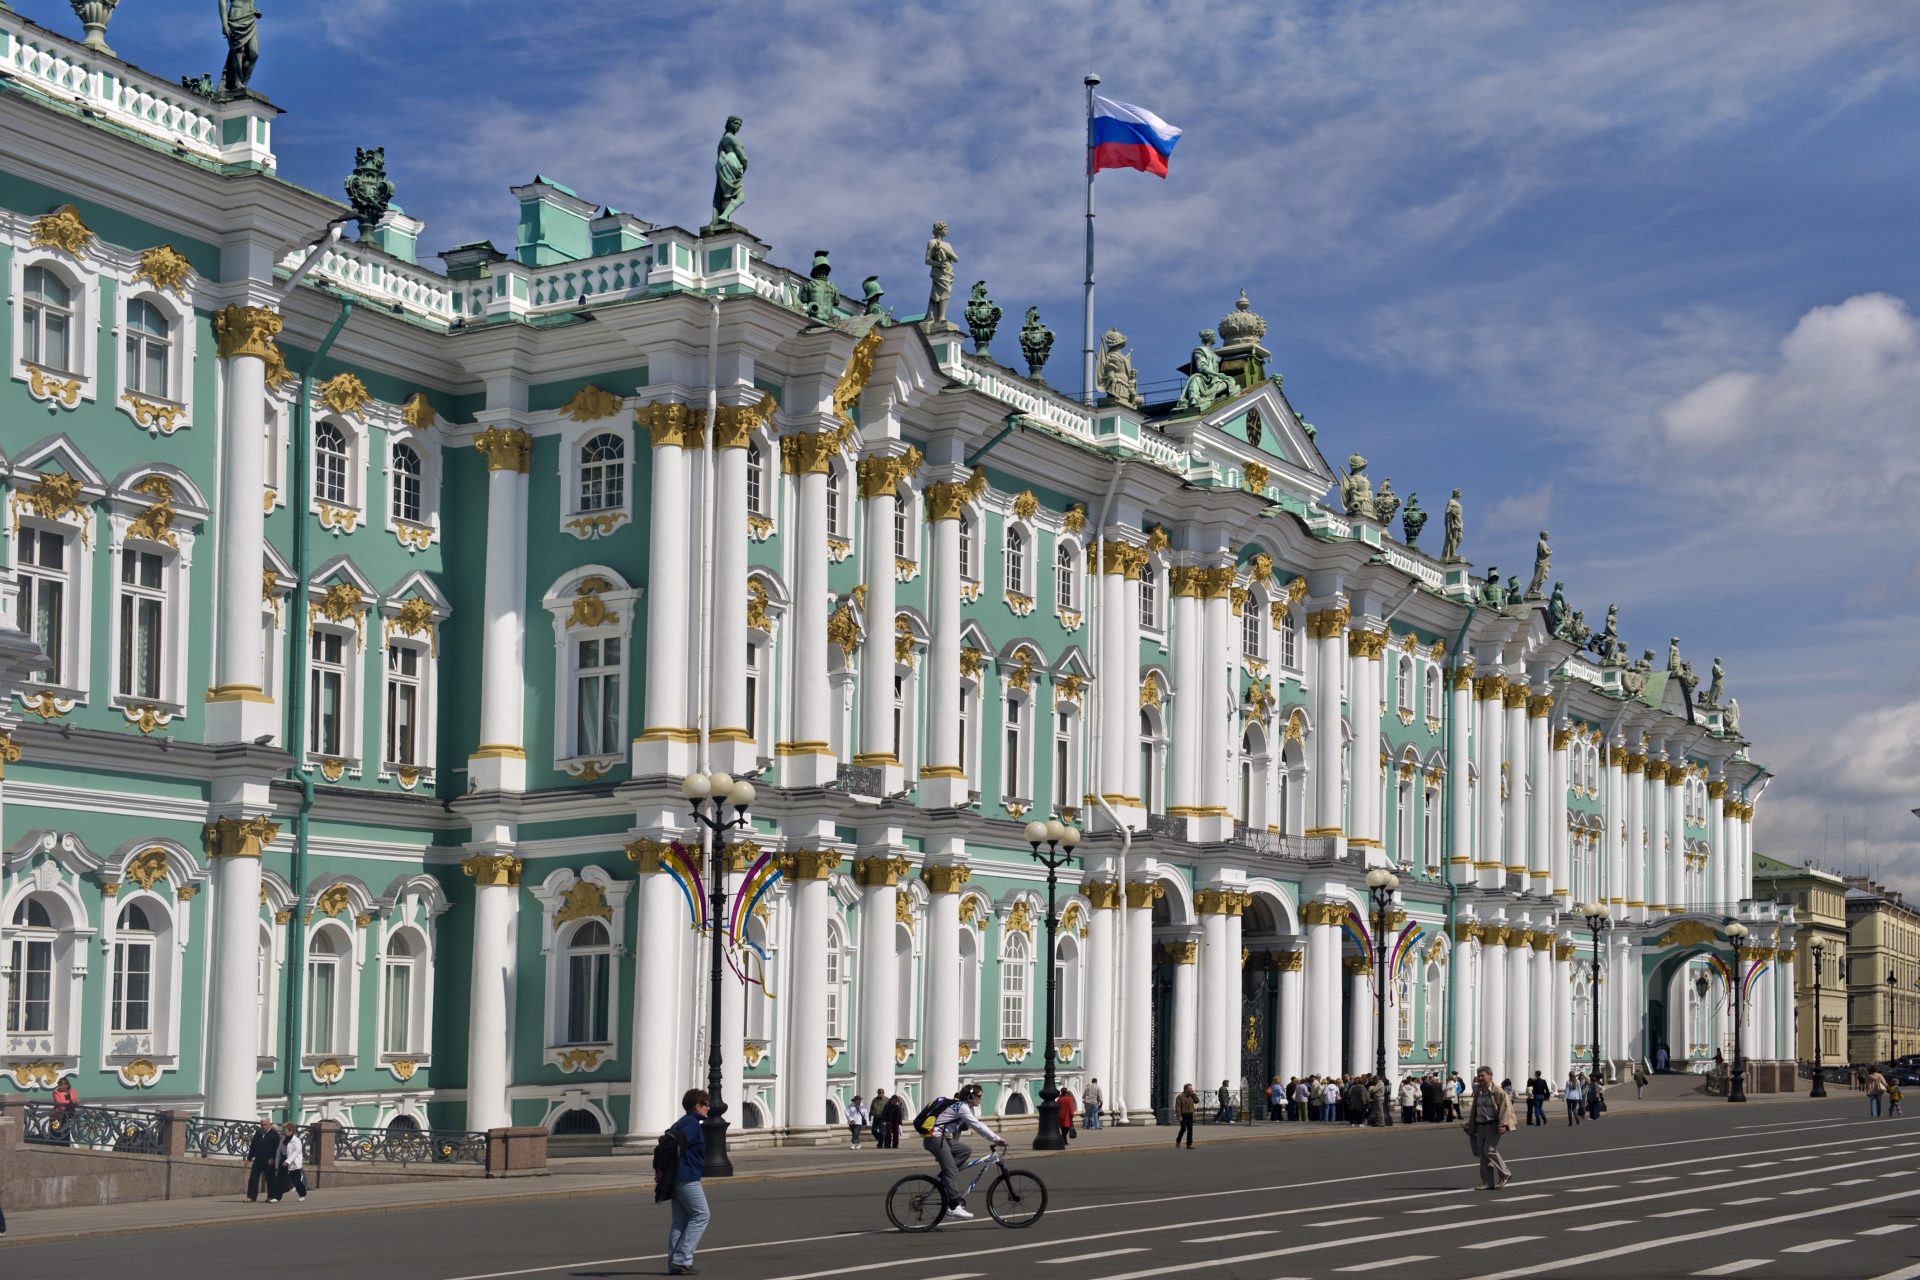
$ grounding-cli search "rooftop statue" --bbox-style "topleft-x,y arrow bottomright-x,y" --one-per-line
1623,653 -> 1652,699
1340,454 -> 1378,521
1527,530 -> 1551,600
1666,636 -> 1682,672
801,250 -> 838,324
1505,576 -> 1523,606
861,276 -> 885,316
964,282 -> 1001,358
1545,581 -> 1569,635
709,116 -> 747,231
924,222 -> 958,329
1019,306 -> 1054,382
1591,603 -> 1621,665
1174,329 -> 1235,413
1705,657 -> 1725,707
1724,697 -> 1741,737
219,0 -> 260,95
1478,567 -> 1504,607
346,147 -> 395,235
1401,491 -> 1427,548
1442,489 -> 1464,561
1566,610 -> 1593,649
72,0 -> 119,56
1676,657 -> 1699,699
1374,478 -> 1401,529
1096,328 -> 1143,409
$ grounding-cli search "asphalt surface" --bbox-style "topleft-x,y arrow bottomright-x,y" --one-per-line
9,1099 -> 1920,1280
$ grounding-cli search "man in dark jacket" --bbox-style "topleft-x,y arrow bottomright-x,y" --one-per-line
246,1116 -> 281,1202
665,1089 -> 710,1276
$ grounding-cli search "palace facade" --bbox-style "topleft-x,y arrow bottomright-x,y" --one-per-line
0,9 -> 1784,1143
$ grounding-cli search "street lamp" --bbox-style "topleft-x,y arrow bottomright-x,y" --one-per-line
1580,901 -> 1610,1081
1723,919 -> 1750,1103
682,769 -> 757,1177
1024,818 -> 1081,1151
1808,942 -> 1829,1097
1366,868 -> 1399,1127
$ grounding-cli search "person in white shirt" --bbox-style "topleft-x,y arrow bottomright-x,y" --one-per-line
277,1122 -> 308,1202
924,1083 -> 1005,1221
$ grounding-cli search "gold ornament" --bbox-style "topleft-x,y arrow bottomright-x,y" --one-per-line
474,426 -> 532,473
30,205 -> 94,257
561,384 -> 623,422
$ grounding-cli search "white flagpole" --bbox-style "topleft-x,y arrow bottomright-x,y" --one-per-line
1082,72 -> 1100,406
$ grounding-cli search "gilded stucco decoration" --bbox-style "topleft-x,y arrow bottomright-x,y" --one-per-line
894,616 -> 916,666
554,880 -> 613,925
1007,650 -> 1035,692
1146,524 -> 1170,553
567,576 -> 618,629
12,471 -> 91,546
746,579 -> 772,632
401,393 -> 437,432
856,447 -> 924,498
830,325 -> 884,446
387,597 -> 439,654
312,884 -> 353,920
1005,900 -> 1034,936
711,393 -> 779,449
311,582 -> 368,645
475,426 -> 533,473
124,847 -> 171,892
637,401 -> 706,450
1244,461 -> 1269,494
213,304 -> 282,363
1011,490 -> 1039,521
1656,920 -> 1721,948
0,731 -> 22,778
561,384 -> 623,422
828,602 -> 861,660
26,365 -> 83,408
133,244 -> 194,295
959,647 -> 986,679
317,373 -> 373,419
924,468 -> 989,522
123,393 -> 188,436
30,205 -> 94,257
1062,503 -> 1087,534
1139,675 -> 1162,708
125,475 -> 179,548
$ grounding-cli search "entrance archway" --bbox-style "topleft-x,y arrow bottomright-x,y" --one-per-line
1646,946 -> 1728,1074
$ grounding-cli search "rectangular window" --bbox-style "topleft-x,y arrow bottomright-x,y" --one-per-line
1141,741 -> 1157,812
1055,710 -> 1071,803
383,963 -> 412,1054
309,631 -> 346,756
385,645 -> 421,766
19,527 -> 68,686
575,636 -> 621,757
305,957 -> 337,1055
117,548 -> 166,700
1140,572 -> 1159,629
1004,697 -> 1024,798
566,950 -> 610,1044
825,947 -> 844,1038
744,642 -> 760,741
1001,959 -> 1027,1042
894,503 -> 909,559
745,443 -> 765,515
1279,614 -> 1297,668
7,937 -> 53,1033
892,673 -> 905,758
111,939 -> 153,1033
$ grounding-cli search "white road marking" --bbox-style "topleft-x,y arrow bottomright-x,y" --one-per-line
1837,1178 -> 1874,1186
1492,1194 -> 1549,1202
1725,1197 -> 1773,1205
917,1275 -> 985,1279
1184,1231 -> 1277,1242
1569,1220 -> 1634,1232
1406,1206 -> 1455,1215
1784,1155 -> 1822,1162
1463,1237 -> 1542,1249
1338,1258 -> 1435,1273
1782,1239 -> 1850,1253
1740,1161 -> 1779,1168
1652,1208 -> 1710,1218
1312,1216 -> 1379,1226
1869,1264 -> 1920,1280
1459,1187 -> 1920,1280
1884,1171 -> 1908,1178
1042,1249 -> 1147,1264
1861,1224 -> 1915,1236
1693,1262 -> 1771,1276
1635,1176 -> 1678,1183
1694,1168 -> 1730,1175
1572,1183 -> 1618,1191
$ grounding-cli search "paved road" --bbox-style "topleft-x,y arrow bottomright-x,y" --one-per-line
9,1099 -> 1919,1280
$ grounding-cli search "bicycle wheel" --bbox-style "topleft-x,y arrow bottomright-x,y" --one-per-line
986,1169 -> 1047,1227
886,1174 -> 947,1233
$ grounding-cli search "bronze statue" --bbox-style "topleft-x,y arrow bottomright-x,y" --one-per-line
1175,329 -> 1234,413
1340,454 -> 1377,521
710,116 -> 747,230
1478,567 -> 1504,606
1096,329 -> 1142,408
219,0 -> 261,95
1401,492 -> 1427,548
1546,581 -> 1569,636
1019,307 -> 1054,381
964,282 -> 1001,358
800,250 -> 838,324
1374,478 -> 1401,529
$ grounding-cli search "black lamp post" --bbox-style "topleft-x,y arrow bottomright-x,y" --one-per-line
1809,942 -> 1828,1097
1581,901 -> 1610,1080
682,769 -> 757,1178
1723,918 -> 1749,1103
1024,818 -> 1081,1152
1365,868 -> 1399,1127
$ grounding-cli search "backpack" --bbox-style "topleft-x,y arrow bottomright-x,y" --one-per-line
651,1126 -> 687,1201
912,1096 -> 953,1137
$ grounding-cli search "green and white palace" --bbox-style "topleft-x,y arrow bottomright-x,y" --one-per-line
0,9 -> 1782,1144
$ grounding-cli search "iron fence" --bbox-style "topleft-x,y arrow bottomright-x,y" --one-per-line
23,1103 -> 163,1154
332,1125 -> 486,1166
184,1113 -> 262,1158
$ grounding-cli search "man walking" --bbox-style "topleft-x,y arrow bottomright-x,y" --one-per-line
1174,1083 -> 1198,1148
1526,1072 -> 1549,1126
246,1116 -> 281,1202
664,1089 -> 712,1275
1083,1078 -> 1103,1130
1214,1080 -> 1234,1124
1464,1066 -> 1517,1190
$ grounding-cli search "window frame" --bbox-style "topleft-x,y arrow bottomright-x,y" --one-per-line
544,570 -> 640,775
1000,927 -> 1033,1045
559,918 -> 615,1047
1004,526 -> 1029,598
12,252 -> 100,407
302,922 -> 358,1064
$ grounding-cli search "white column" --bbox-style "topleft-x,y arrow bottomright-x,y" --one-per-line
1605,745 -> 1626,916
1169,574 -> 1203,819
1553,942 -> 1573,1083
630,841 -> 686,1134
1451,929 -> 1478,1074
1346,965 -> 1373,1077
1099,557 -> 1130,811
1225,896 -> 1246,1088
1626,757 -> 1647,920
920,479 -> 967,806
206,305 -> 279,743
1350,629 -> 1385,860
1083,880 -> 1119,1098
855,453 -> 909,790
1774,951 -> 1795,1061
1647,758 -> 1670,913
1476,679 -> 1505,890
1531,937 -> 1553,1084
1198,578 -> 1234,830
1666,769 -> 1686,913
719,850 -> 748,1126
920,863 -> 968,1098
1448,669 -> 1473,885
1528,695 -> 1553,895
1508,941 -> 1531,1079
204,816 -> 273,1120
1278,948 -> 1304,1084
1303,904 -> 1341,1075
708,418 -> 754,775
1170,939 -> 1199,1099
463,853 -> 521,1132
778,434 -> 836,786
1308,604 -> 1348,848
854,856 -> 905,1093
1708,783 -> 1728,911
1481,929 -> 1508,1080
1114,546 -> 1145,816
638,409 -> 696,776
1504,688 -> 1528,888
1197,894 -> 1232,1089
1550,726 -> 1571,904
781,851 -> 834,1135
1123,880 -> 1159,1115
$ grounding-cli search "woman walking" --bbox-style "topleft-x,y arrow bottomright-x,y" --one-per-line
1564,1072 -> 1584,1125
845,1094 -> 869,1149
881,1094 -> 905,1148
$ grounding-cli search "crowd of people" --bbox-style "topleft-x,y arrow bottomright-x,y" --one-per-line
1241,1068 -> 1617,1128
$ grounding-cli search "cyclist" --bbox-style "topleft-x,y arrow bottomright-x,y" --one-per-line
923,1083 -> 1005,1221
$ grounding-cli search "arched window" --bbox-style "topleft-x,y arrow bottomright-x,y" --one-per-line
1054,933 -> 1082,1041
825,923 -> 848,1039
1424,960 -> 1445,1043
1424,786 -> 1441,873
562,920 -> 612,1045
552,1108 -> 603,1135
1005,528 -> 1027,595
314,422 -> 350,505
895,923 -> 916,1036
257,922 -> 276,1059
958,511 -> 976,580
578,433 -> 625,512
1395,966 -> 1413,1043
1239,726 -> 1261,823
1397,656 -> 1415,715
1425,664 -> 1442,715
745,440 -> 767,516
124,298 -> 171,396
1277,608 -> 1298,669
1000,931 -> 1031,1042
1140,709 -> 1162,813
387,1113 -> 422,1134
391,444 -> 423,525
1241,599 -> 1263,658
1055,542 -> 1076,613
894,494 -> 911,560
6,897 -> 56,1033
826,468 -> 844,536
957,926 -> 981,1042
744,917 -> 771,1041
383,931 -> 419,1055
306,927 -> 345,1055
1572,975 -> 1592,1057
111,901 -> 156,1033
23,266 -> 73,371
1002,693 -> 1027,800
1397,778 -> 1414,866
1139,566 -> 1160,629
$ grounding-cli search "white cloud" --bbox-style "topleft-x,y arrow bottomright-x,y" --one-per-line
1483,482 -> 1553,535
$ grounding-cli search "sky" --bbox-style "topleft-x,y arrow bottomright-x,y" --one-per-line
52,0 -> 1920,885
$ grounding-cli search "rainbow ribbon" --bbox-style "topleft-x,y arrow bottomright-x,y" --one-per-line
1388,922 -> 1427,985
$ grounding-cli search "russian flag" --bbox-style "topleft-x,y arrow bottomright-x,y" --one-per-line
1090,94 -> 1182,178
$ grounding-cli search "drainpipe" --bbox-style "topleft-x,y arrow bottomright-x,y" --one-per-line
964,413 -> 1022,470
1442,603 -> 1476,1072
1085,461 -> 1130,1122
283,294 -> 355,1120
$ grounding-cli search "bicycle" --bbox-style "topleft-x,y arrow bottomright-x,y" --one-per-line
885,1143 -> 1048,1232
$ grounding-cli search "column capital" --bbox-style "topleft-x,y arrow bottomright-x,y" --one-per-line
1161,940 -> 1198,965
924,468 -> 987,521
1453,920 -> 1483,943
625,837 -> 673,873
1473,674 -> 1507,701
1554,941 -> 1577,961
462,853 -> 523,888
1501,683 -> 1529,710
1082,879 -> 1123,910
1347,628 -> 1389,659
1306,603 -> 1351,638
212,303 -> 282,361
1551,727 -> 1572,750
1300,900 -> 1346,928
1124,879 -> 1165,910
853,855 -> 911,887
922,863 -> 972,894
1707,780 -> 1729,800
1451,661 -> 1476,691
1624,753 -> 1647,774
780,430 -> 839,476
1343,955 -> 1372,975
474,427 -> 531,473
203,815 -> 279,859
780,849 -> 842,880
1275,949 -> 1303,971
710,394 -> 778,449
1526,693 -> 1554,718
638,401 -> 707,449
1099,540 -> 1149,579
856,446 -> 924,497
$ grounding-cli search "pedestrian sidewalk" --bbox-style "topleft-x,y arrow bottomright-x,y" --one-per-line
0,1083 -> 1831,1246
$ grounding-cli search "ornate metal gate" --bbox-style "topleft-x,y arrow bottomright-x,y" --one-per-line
1151,959 -> 1174,1122
1242,957 -> 1279,1110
